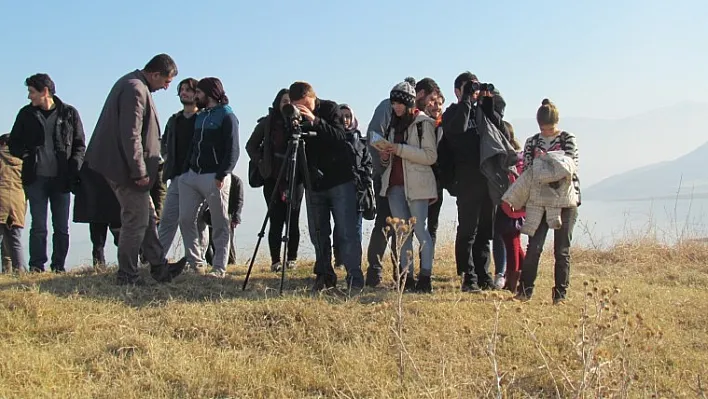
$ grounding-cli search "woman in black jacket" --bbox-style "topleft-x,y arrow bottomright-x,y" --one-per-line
245,89 -> 303,272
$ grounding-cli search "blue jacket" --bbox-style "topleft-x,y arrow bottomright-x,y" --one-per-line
186,104 -> 240,181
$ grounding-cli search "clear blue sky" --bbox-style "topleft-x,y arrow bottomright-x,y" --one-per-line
2,0 -> 706,145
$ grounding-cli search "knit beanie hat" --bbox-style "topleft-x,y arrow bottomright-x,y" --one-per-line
389,81 -> 416,108
197,77 -> 229,104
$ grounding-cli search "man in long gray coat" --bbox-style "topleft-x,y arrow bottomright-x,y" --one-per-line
84,54 -> 186,285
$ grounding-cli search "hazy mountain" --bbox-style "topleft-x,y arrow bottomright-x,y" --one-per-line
583,139 -> 708,200
507,101 -> 708,187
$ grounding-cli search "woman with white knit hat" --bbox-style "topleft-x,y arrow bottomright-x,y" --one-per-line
377,81 -> 438,293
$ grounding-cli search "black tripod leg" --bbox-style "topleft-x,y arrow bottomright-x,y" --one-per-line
242,143 -> 293,291
278,138 -> 300,295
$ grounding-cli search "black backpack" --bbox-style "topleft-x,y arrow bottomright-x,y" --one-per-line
345,131 -> 376,220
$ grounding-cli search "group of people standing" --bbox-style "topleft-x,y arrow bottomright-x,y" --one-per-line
0,53 -> 580,303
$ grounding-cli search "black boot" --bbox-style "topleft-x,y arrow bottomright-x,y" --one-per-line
312,273 -> 337,292
365,266 -> 382,288
150,257 -> 187,283
461,273 -> 481,293
92,248 -> 105,266
415,275 -> 432,293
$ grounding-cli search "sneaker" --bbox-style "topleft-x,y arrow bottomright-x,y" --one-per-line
271,262 -> 282,272
494,274 -> 506,290
286,260 -> 297,270
207,270 -> 226,278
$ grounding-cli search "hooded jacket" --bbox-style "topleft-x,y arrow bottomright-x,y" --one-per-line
340,104 -> 374,215
185,104 -> 240,181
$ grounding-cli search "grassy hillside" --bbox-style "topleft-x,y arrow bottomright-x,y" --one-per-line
1,240 -> 707,398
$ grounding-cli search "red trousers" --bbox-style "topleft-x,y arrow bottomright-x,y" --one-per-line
502,231 -> 525,292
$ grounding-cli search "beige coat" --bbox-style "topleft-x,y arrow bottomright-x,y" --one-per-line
502,151 -> 578,236
379,113 -> 438,201
84,70 -> 162,191
0,144 -> 26,227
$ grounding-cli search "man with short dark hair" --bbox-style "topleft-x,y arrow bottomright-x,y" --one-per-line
363,76 -> 440,287
289,81 -> 365,291
158,77 -> 209,259
442,71 -> 509,293
9,73 -> 86,273
84,53 -> 186,285
178,77 -> 239,278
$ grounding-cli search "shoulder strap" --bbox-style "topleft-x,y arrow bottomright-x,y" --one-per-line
416,121 -> 424,148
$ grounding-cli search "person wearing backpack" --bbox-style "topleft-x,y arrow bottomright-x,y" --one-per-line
378,81 -> 438,293
333,104 -> 373,268
425,93 -> 445,245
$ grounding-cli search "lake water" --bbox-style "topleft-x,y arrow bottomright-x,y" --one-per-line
13,190 -> 708,271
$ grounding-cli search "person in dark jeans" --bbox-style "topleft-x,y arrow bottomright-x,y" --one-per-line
514,99 -> 580,304
364,77 -> 441,287
289,81 -> 364,291
245,88 -> 304,272
203,174 -> 244,266
442,71 -> 507,292
9,74 -> 86,273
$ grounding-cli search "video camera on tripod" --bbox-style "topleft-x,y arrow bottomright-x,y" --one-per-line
281,103 -> 316,137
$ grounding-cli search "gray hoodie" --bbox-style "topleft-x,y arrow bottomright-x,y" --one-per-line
366,98 -> 392,177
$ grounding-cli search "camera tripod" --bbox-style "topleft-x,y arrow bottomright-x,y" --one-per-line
242,130 -> 320,295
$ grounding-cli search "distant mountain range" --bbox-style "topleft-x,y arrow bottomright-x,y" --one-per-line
508,101 -> 708,200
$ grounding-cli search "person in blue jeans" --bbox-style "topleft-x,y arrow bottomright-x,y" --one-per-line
492,226 -> 507,289
332,104 -> 371,267
289,81 -> 364,292
8,74 -> 86,273
377,81 -> 439,293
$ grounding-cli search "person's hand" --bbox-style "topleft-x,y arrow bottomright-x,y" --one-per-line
216,179 -> 224,190
295,104 -> 315,122
135,176 -> 150,187
231,220 -> 239,229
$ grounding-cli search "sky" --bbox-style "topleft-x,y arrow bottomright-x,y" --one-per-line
1,0 -> 707,267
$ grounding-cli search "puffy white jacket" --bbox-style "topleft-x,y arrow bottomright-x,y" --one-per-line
379,113 -> 438,201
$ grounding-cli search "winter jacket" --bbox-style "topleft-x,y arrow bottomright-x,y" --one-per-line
440,94 -> 508,195
478,104 -> 518,205
84,70 -> 162,191
380,113 -> 438,201
0,143 -> 26,228
522,131 -> 581,205
502,151 -> 579,236
186,104 -> 240,181
8,96 -> 86,188
302,98 -> 354,191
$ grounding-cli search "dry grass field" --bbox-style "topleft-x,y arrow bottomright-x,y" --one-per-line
1,237 -> 707,398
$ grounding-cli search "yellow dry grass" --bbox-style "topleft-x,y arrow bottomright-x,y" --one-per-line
0,240 -> 707,398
